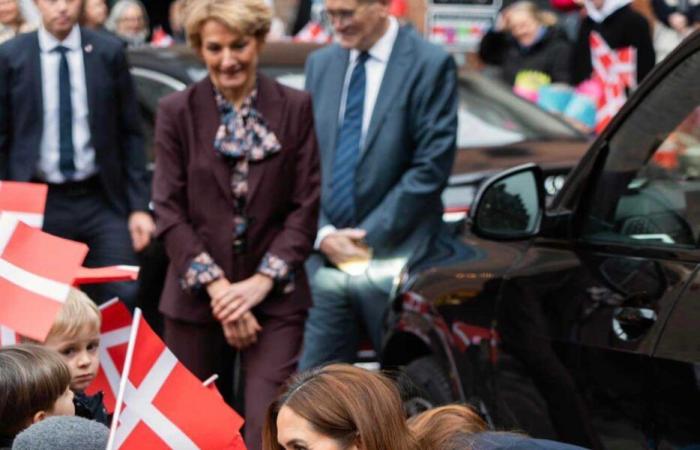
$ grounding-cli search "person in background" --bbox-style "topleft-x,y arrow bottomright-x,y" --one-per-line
0,0 -> 34,44
152,0 -> 320,447
407,404 -> 488,450
479,1 -> 572,86
300,0 -> 458,371
263,364 -> 420,450
0,0 -> 154,307
81,0 -> 108,31
168,0 -> 185,43
105,0 -> 148,47
571,0 -> 655,85
652,0 -> 699,34
0,344 -> 75,449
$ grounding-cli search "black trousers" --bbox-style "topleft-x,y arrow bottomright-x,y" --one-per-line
42,177 -> 139,308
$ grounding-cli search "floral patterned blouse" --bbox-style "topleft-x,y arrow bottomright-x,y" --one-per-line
181,88 -> 293,294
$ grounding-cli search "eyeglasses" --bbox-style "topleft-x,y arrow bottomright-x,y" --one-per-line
321,3 -> 368,25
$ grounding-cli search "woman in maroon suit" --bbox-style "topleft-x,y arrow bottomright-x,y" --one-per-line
152,0 -> 320,447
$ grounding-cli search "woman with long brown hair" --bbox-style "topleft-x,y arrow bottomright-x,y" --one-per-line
263,364 -> 419,450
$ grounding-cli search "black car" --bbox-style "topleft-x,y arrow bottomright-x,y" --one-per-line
382,32 -> 700,449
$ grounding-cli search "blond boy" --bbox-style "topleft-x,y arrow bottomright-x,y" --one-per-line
40,288 -> 109,424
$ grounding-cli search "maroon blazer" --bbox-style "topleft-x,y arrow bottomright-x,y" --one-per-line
153,73 -> 320,324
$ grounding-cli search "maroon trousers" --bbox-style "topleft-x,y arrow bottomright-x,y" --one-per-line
164,311 -> 306,450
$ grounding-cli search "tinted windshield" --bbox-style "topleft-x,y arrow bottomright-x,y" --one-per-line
458,72 -> 582,147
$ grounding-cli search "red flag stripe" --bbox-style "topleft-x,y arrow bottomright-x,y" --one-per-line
0,182 -> 47,214
0,278 -> 65,341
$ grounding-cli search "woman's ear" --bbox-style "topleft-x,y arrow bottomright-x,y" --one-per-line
32,410 -> 48,424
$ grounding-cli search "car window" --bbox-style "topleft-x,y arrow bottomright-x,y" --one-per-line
581,49 -> 700,249
458,73 -> 582,147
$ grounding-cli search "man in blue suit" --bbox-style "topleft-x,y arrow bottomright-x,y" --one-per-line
0,0 -> 153,305
300,0 -> 458,368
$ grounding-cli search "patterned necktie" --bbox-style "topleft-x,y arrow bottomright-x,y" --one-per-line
53,45 -> 76,179
326,51 -> 369,228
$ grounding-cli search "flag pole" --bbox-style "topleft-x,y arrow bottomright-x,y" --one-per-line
106,308 -> 142,450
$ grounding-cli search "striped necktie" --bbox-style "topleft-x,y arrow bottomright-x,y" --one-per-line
326,51 -> 369,228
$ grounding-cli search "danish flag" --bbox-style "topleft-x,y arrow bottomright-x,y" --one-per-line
589,31 -> 637,133
0,215 -> 88,341
85,298 -> 133,413
0,181 -> 47,228
108,309 -> 246,450
294,21 -> 332,43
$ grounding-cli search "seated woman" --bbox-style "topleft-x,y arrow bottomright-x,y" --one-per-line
263,364 -> 419,450
479,1 -> 572,86
152,0 -> 320,448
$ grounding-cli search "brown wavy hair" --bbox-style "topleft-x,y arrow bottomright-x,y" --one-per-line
0,344 -> 72,436
263,364 -> 420,450
407,404 -> 488,450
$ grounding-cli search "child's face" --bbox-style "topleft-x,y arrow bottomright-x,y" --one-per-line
44,327 -> 100,392
50,387 -> 76,417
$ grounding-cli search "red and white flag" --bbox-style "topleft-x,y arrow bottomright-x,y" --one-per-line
74,265 -> 140,285
85,298 -> 133,413
0,324 -> 22,347
108,309 -> 246,450
589,31 -> 637,133
294,21 -> 332,43
0,181 -> 48,228
0,215 -> 88,341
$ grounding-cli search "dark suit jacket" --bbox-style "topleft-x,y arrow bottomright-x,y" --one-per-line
305,25 -> 458,288
0,28 -> 150,214
153,74 -> 320,324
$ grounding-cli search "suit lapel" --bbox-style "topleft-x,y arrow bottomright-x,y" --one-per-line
361,26 -> 413,160
193,77 -> 232,200
324,48 -> 349,167
248,73 -> 285,204
80,29 -> 99,134
29,34 -> 43,132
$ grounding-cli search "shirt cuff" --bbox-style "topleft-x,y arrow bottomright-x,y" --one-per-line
180,252 -> 224,292
257,252 -> 294,294
314,225 -> 337,250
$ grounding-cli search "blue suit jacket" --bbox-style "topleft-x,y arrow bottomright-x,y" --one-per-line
305,25 -> 458,285
0,28 -> 149,215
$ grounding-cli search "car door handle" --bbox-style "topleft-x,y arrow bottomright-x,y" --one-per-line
612,307 -> 657,342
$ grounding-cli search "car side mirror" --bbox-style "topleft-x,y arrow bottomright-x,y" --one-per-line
471,163 -> 545,239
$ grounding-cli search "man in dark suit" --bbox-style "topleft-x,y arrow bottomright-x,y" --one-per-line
299,0 -> 458,368
0,0 -> 153,305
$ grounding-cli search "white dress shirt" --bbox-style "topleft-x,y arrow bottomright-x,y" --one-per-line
37,25 -> 97,183
316,16 -> 400,249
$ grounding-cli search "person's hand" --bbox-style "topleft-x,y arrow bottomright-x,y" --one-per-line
128,211 -> 155,252
222,312 -> 262,349
210,274 -> 274,323
319,228 -> 371,268
669,12 -> 688,33
206,278 -> 231,300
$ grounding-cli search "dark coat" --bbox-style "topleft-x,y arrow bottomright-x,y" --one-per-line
74,391 -> 110,427
153,73 -> 320,323
479,27 -> 572,85
0,28 -> 150,215
571,5 -> 656,85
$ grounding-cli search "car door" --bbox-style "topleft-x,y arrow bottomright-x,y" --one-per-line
491,37 -> 700,449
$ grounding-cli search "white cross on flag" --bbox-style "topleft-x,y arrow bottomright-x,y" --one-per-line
85,298 -> 133,413
0,215 -> 88,341
108,309 -> 246,450
589,31 -> 637,134
0,181 -> 48,228
0,324 -> 22,347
